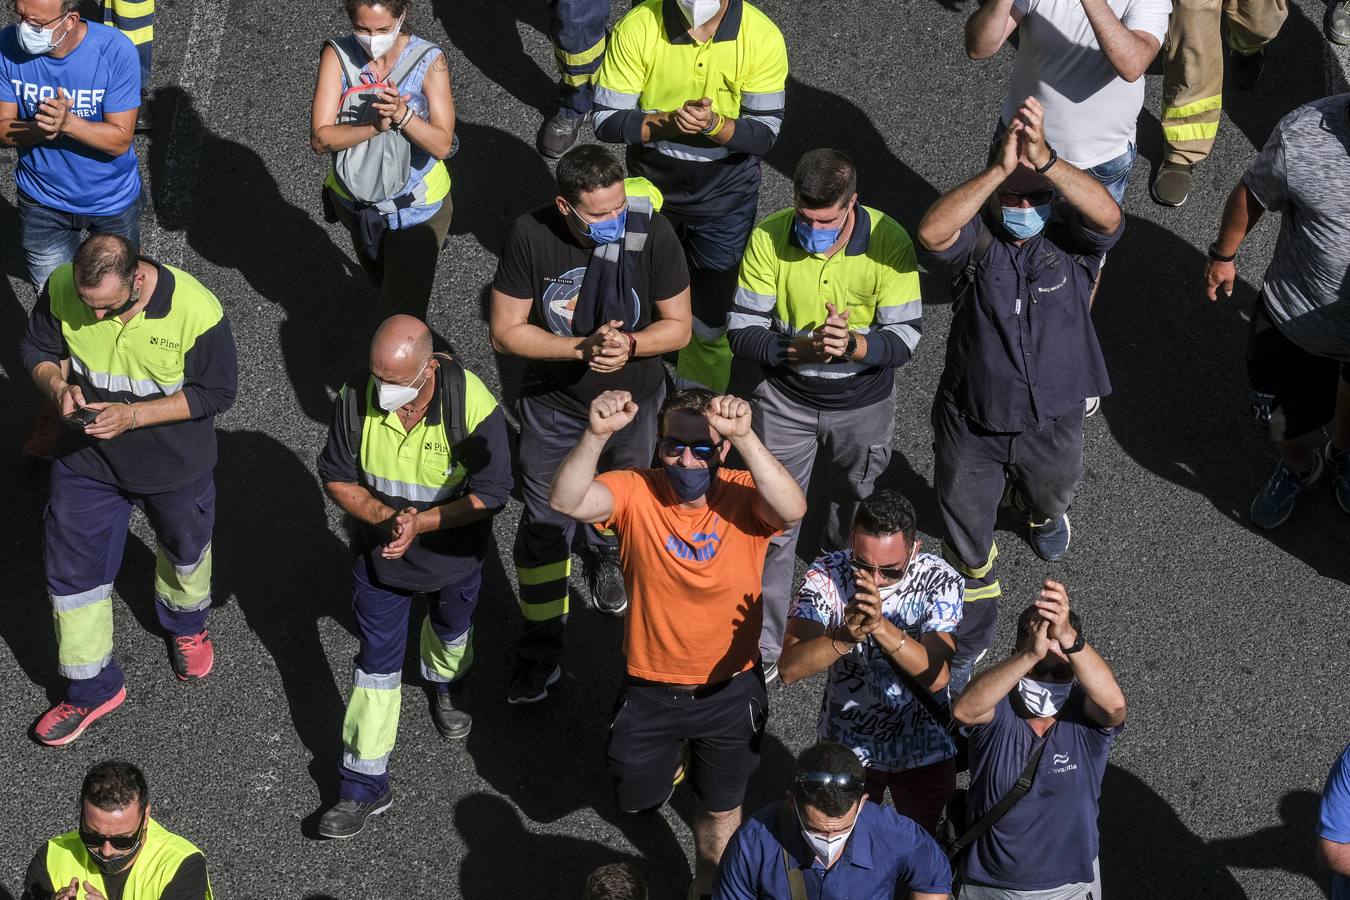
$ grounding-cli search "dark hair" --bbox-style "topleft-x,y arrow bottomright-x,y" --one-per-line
790,741 -> 864,817
1015,604 -> 1084,648
658,387 -> 715,427
853,490 -> 917,544
58,0 -> 82,14
73,234 -> 138,291
793,148 -> 857,210
584,862 -> 647,900
343,0 -> 412,24
556,145 -> 626,205
81,760 -> 148,814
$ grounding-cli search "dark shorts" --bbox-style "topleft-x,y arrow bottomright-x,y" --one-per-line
607,666 -> 768,813
1247,299 -> 1350,441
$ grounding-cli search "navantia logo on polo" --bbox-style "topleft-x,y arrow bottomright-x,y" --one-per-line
1051,753 -> 1078,774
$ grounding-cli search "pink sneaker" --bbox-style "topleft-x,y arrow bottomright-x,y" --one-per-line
34,688 -> 127,747
169,630 -> 214,681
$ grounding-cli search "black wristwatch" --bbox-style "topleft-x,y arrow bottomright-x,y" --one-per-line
1035,147 -> 1058,175
843,333 -> 858,360
1062,631 -> 1086,655
1207,242 -> 1237,263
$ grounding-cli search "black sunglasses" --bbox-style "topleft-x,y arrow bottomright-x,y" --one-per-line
794,771 -> 864,792
79,817 -> 143,851
657,437 -> 722,461
850,555 -> 908,582
998,189 -> 1054,207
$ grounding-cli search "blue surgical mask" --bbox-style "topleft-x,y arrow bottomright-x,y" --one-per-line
572,207 -> 627,245
17,15 -> 72,56
794,216 -> 842,254
1000,203 -> 1052,240
663,463 -> 714,501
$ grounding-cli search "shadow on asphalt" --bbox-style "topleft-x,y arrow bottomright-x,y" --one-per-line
1095,215 -> 1350,584
146,86 -> 377,425
429,0 -> 555,117
1208,788 -> 1334,898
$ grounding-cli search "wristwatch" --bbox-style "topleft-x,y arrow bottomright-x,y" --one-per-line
1207,242 -> 1237,263
843,333 -> 858,360
1061,632 -> 1086,654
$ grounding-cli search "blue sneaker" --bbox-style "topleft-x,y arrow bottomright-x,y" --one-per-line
1328,442 -> 1350,514
1250,454 -> 1323,529
1028,513 -> 1071,562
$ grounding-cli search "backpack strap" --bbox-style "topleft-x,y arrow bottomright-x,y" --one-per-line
949,221 -> 995,315
776,802 -> 810,900
434,353 -> 469,450
342,365 -> 372,462
387,40 -> 440,89
325,37 -> 367,91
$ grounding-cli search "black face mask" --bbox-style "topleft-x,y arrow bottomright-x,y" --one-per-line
83,819 -> 146,874
102,290 -> 140,319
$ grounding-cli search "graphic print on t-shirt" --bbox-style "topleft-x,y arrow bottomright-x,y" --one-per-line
540,265 -> 641,336
664,516 -> 722,562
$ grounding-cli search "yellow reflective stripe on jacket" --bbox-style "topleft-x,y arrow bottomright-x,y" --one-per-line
46,819 -> 212,900
1162,121 -> 1221,143
325,155 -> 453,206
1163,94 -> 1222,119
354,367 -> 498,509
48,264 -> 223,401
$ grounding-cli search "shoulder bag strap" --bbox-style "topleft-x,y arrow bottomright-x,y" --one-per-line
325,38 -> 366,91
343,366 -> 371,461
387,40 -> 439,88
776,803 -> 810,900
948,726 -> 1052,859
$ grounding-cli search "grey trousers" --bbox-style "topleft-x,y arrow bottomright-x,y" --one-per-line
752,378 -> 897,664
960,857 -> 1102,900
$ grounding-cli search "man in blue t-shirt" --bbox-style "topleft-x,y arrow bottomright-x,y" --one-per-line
952,580 -> 1127,898
0,0 -> 142,292
713,740 -> 952,900
1320,742 -> 1350,900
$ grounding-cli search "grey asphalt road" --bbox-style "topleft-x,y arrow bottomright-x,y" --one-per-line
1,1 -> 1348,897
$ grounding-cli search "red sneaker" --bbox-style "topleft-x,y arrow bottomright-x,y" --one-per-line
34,688 -> 127,747
169,630 -> 214,681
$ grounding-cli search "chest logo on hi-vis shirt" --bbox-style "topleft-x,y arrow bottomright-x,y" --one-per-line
10,82 -> 108,119
664,517 -> 722,563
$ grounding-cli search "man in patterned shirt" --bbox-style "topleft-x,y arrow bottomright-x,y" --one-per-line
778,490 -> 963,834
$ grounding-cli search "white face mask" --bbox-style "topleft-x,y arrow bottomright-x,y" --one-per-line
17,15 -> 72,56
375,369 -> 427,411
354,16 -> 403,59
796,803 -> 858,867
1016,677 -> 1075,717
675,0 -> 721,29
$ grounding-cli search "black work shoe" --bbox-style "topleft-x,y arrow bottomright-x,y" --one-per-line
506,658 -> 561,706
586,551 -> 629,616
1228,48 -> 1265,89
431,679 -> 472,739
537,111 -> 585,159
317,789 -> 393,839
1150,161 -> 1193,207
1327,0 -> 1350,44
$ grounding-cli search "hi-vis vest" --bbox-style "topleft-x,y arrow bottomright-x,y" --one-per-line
47,263 -> 224,406
44,818 -> 212,900
344,357 -> 498,512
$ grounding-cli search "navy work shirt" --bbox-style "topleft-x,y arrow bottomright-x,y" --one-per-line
713,799 -> 952,899
927,212 -> 1121,432
963,691 -> 1122,891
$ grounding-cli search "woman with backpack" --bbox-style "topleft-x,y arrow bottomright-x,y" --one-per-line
311,0 -> 457,319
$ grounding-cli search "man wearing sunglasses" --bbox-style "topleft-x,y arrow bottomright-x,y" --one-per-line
917,97 -> 1121,696
714,739 -> 951,899
550,386 -> 806,899
22,759 -> 211,899
951,582 -> 1126,899
1,0 -> 143,293
778,490 -> 964,835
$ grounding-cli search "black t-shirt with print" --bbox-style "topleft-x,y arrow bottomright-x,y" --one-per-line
492,204 -> 689,416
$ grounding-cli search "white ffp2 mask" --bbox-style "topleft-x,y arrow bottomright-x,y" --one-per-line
675,0 -> 721,28
354,17 -> 403,59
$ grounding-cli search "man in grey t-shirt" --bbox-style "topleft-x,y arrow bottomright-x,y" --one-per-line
1205,93 -> 1350,529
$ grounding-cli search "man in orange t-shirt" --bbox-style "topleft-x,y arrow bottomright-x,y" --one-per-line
551,386 -> 807,899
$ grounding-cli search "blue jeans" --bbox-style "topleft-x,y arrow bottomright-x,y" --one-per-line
1086,142 -> 1137,206
17,190 -> 143,291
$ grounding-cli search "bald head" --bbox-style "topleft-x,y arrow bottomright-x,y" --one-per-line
370,315 -> 434,382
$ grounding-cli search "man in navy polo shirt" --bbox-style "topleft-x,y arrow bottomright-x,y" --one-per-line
712,740 -> 952,900
952,580 -> 1127,899
0,0 -> 142,292
917,97 -> 1122,696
